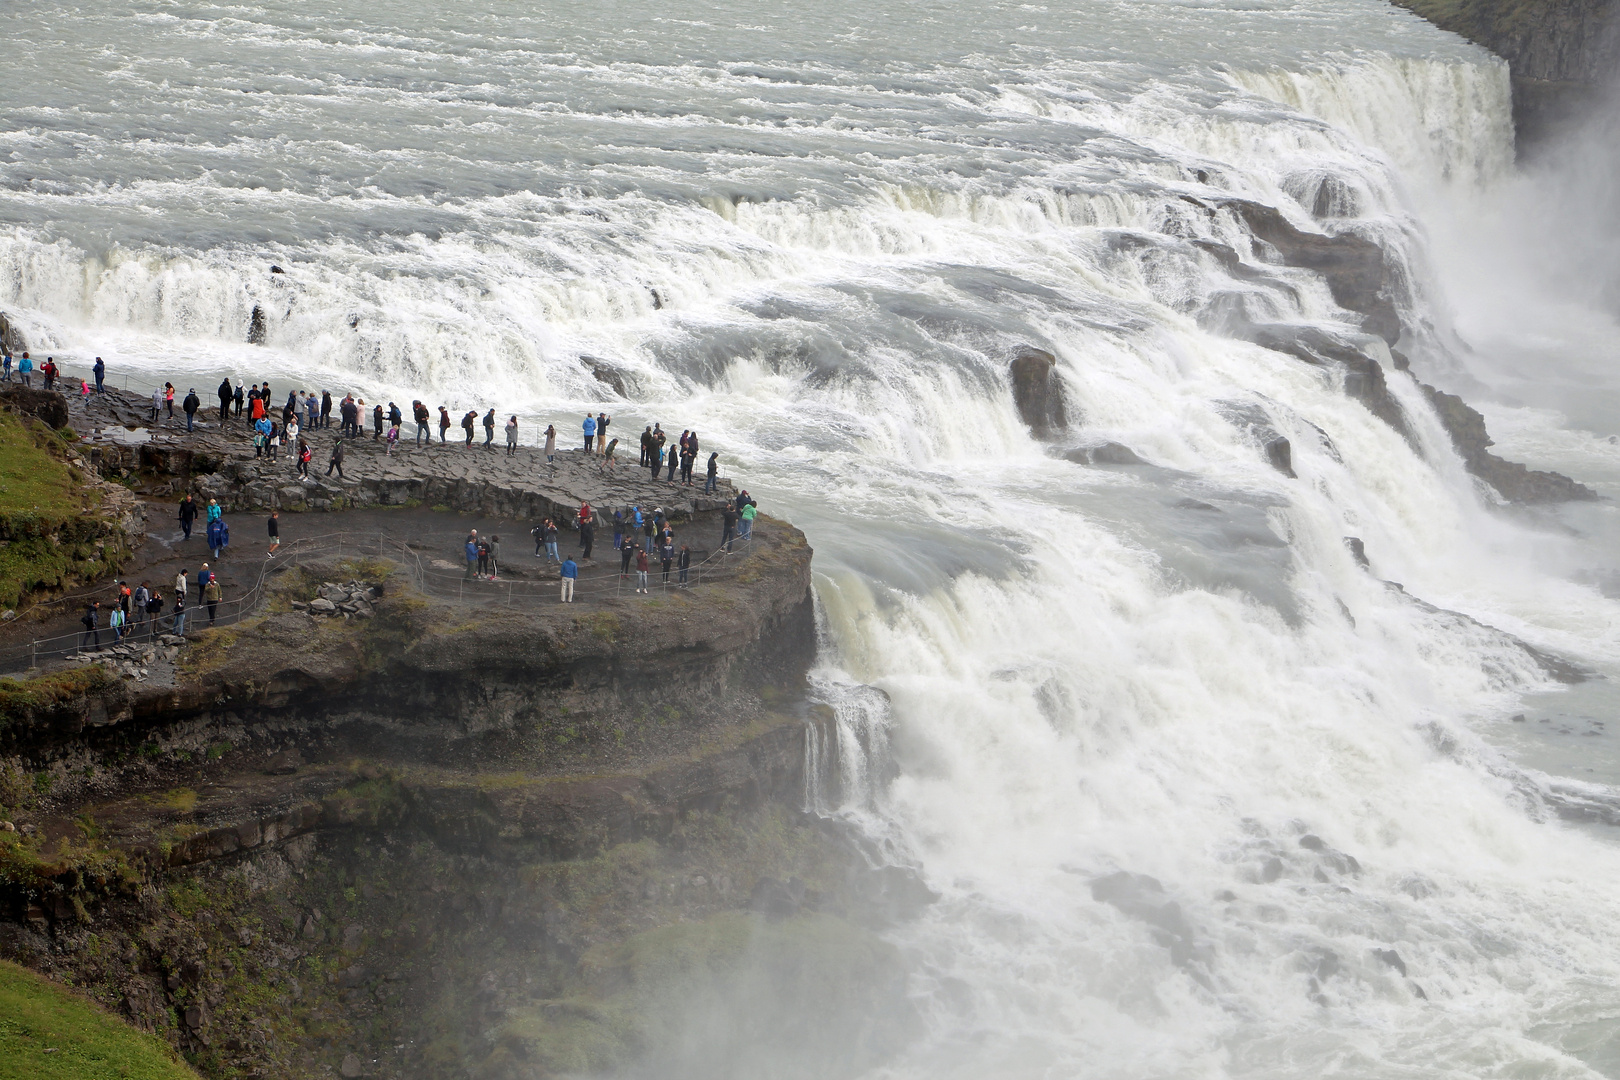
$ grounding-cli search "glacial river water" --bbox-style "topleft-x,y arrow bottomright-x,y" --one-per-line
5,1 -> 1620,1076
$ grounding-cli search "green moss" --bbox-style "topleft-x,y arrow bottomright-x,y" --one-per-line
0,960 -> 199,1080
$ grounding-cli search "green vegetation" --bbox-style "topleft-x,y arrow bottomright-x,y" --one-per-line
0,411 -> 132,609
0,959 -> 199,1080
0,666 -> 115,738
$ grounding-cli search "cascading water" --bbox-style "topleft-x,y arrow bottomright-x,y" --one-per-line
6,0 -> 1620,1075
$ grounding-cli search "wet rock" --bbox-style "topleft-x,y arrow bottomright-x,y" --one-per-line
0,311 -> 27,353
1260,857 -> 1284,883
582,356 -> 631,398
1090,442 -> 1144,465
1264,435 -> 1295,477
1343,536 -> 1369,568
1372,947 -> 1407,976
1421,382 -> 1595,503
184,1004 -> 206,1030
341,1052 -> 364,1078
247,305 -> 267,345
1090,871 -> 1204,971
1009,346 -> 1067,436
309,598 -> 337,615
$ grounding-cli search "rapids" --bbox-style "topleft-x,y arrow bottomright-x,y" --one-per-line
5,0 -> 1620,1075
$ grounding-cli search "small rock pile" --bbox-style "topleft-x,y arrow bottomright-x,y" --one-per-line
69,638 -> 184,680
292,580 -> 381,620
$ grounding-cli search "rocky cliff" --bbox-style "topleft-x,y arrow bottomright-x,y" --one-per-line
0,513 -> 925,1080
1391,0 -> 1619,147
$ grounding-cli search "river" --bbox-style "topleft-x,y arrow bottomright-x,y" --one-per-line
4,0 -> 1620,1076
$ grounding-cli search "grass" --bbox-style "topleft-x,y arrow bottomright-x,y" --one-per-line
0,413 -> 88,518
0,667 -> 115,738
0,959 -> 199,1080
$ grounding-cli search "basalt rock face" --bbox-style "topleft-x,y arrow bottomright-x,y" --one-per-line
1392,0 -> 1619,149
0,385 -> 70,430
1009,346 -> 1068,436
0,518 -> 917,1080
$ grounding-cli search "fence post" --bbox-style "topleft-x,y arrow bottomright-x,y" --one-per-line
30,640 -> 36,670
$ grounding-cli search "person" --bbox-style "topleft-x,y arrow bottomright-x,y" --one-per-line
117,580 -> 132,621
178,494 -> 198,540
659,540 -> 674,584
305,391 -> 319,430
648,441 -> 662,480
740,496 -> 757,540
666,441 -> 678,482
79,378 -> 91,403
93,356 -> 105,393
583,413 -> 596,452
373,402 -> 384,440
619,535 -> 634,578
1,351 -> 11,382
600,437 -> 618,472
560,555 -> 578,602
340,395 -> 357,437
182,388 -> 200,430
146,589 -> 164,639
543,519 -> 559,562
634,546 -> 649,594
642,509 -> 655,553
640,425 -> 653,466
233,381 -> 245,417
16,352 -> 31,387
388,401 -> 402,430
504,415 -> 518,456
488,535 -> 501,580
612,509 -> 625,551
543,424 -> 556,464
597,411 -> 610,450
414,400 -> 431,444
321,390 -> 333,429
579,517 -> 594,560
206,498 -> 222,525
207,515 -> 225,558
463,534 -> 479,580
109,603 -> 126,641
721,504 -> 738,552
165,382 -> 175,418
439,406 -> 451,443
204,576 -> 221,625
80,601 -> 100,651
386,420 -> 400,454
42,357 -> 56,391
483,408 -> 496,448
196,564 -> 212,604
267,511 -> 281,556
172,590 -> 188,637
133,581 -> 150,635
680,443 -> 694,485
253,413 -> 271,457
327,438 -> 345,478
176,567 -> 189,601
218,377 -> 234,422
153,386 -> 166,422
297,438 -> 311,479
678,544 -> 691,586
705,451 -> 719,495
285,414 -> 300,448
476,537 -> 491,578
461,410 -> 477,446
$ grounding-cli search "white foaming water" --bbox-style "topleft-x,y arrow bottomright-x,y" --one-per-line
7,1 -> 1620,1075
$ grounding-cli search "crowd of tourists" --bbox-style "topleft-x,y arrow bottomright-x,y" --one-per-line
500,488 -> 759,602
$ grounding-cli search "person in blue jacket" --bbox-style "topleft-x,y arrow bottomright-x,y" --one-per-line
583,413 -> 597,453
560,556 -> 578,603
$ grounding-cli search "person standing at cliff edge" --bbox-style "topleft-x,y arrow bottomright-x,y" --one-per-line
267,511 -> 280,557
183,388 -> 200,431
218,378 -> 233,422
543,424 -> 556,464
583,412 -> 596,453
560,555 -> 577,602
93,356 -> 105,393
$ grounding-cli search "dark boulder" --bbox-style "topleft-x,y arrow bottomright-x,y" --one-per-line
1372,947 -> 1407,977
581,356 -> 631,399
247,305 -> 267,345
0,385 -> 70,429
1242,323 -> 1415,444
1009,346 -> 1067,437
0,312 -> 26,354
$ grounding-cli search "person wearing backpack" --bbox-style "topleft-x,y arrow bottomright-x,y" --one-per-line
461,410 -> 478,446
327,438 -> 345,478
439,406 -> 451,443
80,602 -> 101,651
133,581 -> 150,635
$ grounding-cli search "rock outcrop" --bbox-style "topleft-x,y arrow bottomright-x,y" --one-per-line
1009,346 -> 1067,436
1392,0 -> 1619,148
1419,381 -> 1596,502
